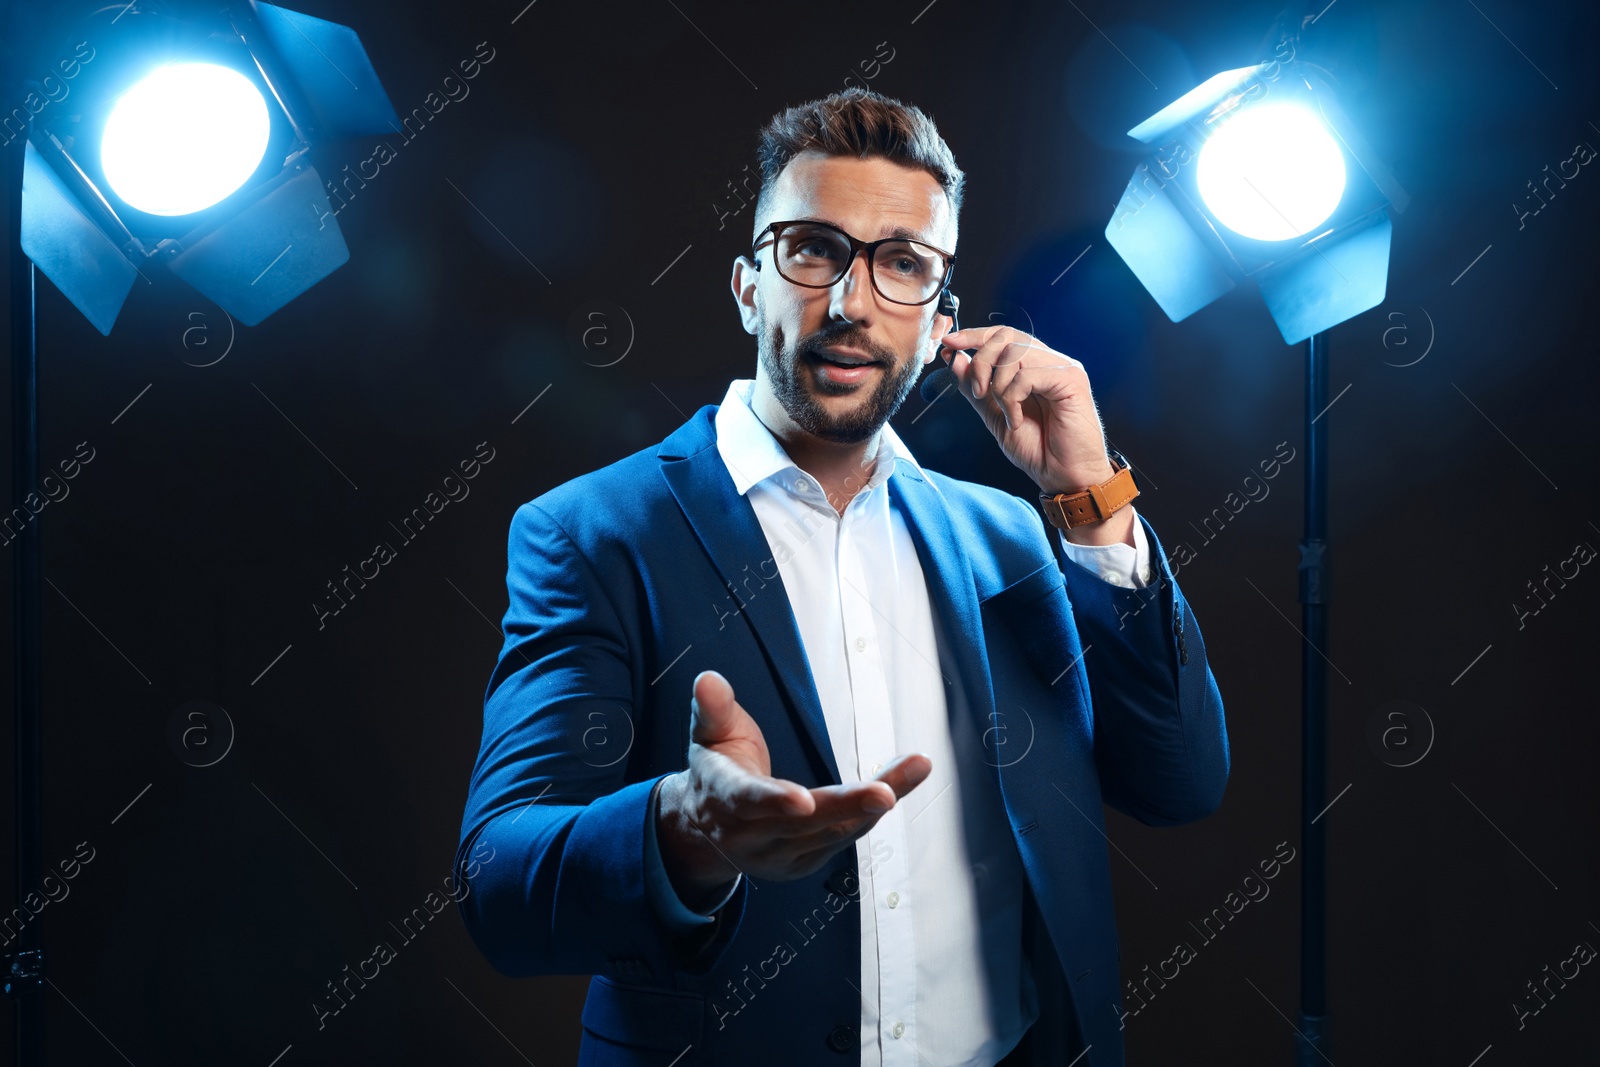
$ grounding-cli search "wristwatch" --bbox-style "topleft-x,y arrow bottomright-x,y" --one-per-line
1038,448 -> 1139,531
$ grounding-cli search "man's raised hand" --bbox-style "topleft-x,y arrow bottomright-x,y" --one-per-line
656,669 -> 931,908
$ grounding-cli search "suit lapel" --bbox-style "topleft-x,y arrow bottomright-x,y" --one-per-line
657,406 -> 843,785
886,464 -> 998,743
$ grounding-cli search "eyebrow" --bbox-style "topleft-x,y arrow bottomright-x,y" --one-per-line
801,216 -> 931,244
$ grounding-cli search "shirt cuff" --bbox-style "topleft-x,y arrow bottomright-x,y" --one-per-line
1056,507 -> 1151,589
644,777 -> 741,930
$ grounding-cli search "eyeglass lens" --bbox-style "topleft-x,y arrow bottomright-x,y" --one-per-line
772,222 -> 946,304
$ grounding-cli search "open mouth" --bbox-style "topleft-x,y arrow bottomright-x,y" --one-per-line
808,350 -> 882,384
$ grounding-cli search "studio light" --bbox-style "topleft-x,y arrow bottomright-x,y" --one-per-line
1195,101 -> 1346,242
1105,50 -> 1407,343
100,61 -> 272,217
1102,10 -> 1412,1060
17,2 -> 400,333
3,7 -> 397,1061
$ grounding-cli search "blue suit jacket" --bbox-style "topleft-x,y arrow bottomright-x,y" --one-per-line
455,401 -> 1229,1066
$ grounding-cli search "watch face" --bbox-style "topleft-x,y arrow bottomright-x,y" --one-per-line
1107,447 -> 1135,488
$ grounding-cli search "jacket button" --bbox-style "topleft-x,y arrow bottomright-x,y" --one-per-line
827,1023 -> 858,1052
825,866 -> 858,898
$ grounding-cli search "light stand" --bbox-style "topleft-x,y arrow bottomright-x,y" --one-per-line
1297,329 -> 1329,1061
4,113 -> 45,1067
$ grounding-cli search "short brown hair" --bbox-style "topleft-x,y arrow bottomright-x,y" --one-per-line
751,87 -> 965,243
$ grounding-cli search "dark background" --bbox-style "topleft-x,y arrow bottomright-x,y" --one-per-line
2,0 -> 1597,1062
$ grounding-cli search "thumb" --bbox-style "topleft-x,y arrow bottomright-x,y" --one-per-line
689,669 -> 743,745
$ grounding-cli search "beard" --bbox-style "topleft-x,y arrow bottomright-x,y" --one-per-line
756,314 -> 925,445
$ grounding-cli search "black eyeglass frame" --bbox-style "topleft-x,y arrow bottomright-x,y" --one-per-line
751,219 -> 958,307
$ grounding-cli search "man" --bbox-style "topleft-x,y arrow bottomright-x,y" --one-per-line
456,88 -> 1229,1066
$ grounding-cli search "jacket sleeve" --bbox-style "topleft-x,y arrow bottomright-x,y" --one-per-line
1051,511 -> 1230,825
453,501 -> 748,981
643,777 -> 743,930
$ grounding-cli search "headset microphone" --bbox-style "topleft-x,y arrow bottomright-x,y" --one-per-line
919,289 -> 974,403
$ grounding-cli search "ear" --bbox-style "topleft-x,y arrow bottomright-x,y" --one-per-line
923,306 -> 954,365
731,255 -> 761,336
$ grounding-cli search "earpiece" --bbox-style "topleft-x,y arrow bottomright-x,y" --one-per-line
934,289 -> 961,358
921,288 -> 972,403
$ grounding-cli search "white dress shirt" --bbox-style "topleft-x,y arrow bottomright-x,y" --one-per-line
642,378 -> 1150,1065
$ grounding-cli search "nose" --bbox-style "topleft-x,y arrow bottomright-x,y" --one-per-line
827,250 -> 876,325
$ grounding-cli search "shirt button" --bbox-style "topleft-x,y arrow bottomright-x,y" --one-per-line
892,1021 -> 905,1039
855,636 -> 866,652
794,478 -> 809,493
871,762 -> 882,775
886,891 -> 900,908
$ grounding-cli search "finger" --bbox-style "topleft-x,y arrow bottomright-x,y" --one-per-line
996,356 -> 1084,409
957,325 -> 1017,402
726,760 -> 933,866
762,755 -> 934,860
979,334 -> 1055,401
950,344 -> 1016,437
942,324 -> 1007,381
873,753 -> 933,800
990,363 -> 1051,433
940,324 -> 1010,351
820,779 -> 895,815
985,340 -> 1034,410
730,753 -> 933,835
787,762 -> 927,827
734,780 -> 894,839
969,331 -> 1051,408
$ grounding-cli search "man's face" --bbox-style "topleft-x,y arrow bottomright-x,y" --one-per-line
732,150 -> 956,445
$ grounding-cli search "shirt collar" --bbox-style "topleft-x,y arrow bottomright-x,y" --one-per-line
713,378 -> 928,498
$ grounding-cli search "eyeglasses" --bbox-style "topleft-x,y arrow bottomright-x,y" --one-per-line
752,219 -> 956,306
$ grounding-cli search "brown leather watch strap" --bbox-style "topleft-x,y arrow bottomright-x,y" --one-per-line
1038,462 -> 1139,531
